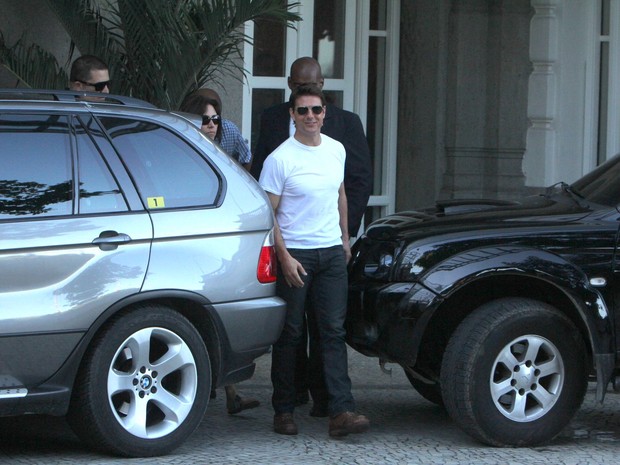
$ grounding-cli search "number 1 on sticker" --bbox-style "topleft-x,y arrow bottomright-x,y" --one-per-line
147,197 -> 165,208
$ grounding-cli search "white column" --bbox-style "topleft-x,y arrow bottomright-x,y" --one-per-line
524,0 -> 559,187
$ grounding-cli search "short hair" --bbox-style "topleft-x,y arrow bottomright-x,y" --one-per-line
288,85 -> 326,109
70,55 -> 108,82
179,92 -> 223,142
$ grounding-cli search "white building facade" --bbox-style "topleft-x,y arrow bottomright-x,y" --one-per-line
526,0 -> 620,187
1,0 -> 618,228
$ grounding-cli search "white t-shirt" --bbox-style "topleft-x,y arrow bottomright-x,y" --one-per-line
259,135 -> 346,249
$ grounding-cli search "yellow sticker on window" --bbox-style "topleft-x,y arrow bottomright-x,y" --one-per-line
147,197 -> 165,208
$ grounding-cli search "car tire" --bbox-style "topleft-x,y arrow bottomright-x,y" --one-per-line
67,305 -> 210,457
440,297 -> 587,447
404,371 -> 444,406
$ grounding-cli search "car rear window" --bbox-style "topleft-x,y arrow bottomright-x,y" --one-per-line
98,117 -> 221,210
0,113 -> 73,218
0,113 -> 129,220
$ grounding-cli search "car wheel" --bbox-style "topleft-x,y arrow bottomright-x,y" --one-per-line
67,305 -> 210,457
440,297 -> 587,447
404,370 -> 444,406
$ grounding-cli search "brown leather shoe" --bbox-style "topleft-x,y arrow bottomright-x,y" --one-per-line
328,412 -> 370,437
227,395 -> 260,415
274,413 -> 298,435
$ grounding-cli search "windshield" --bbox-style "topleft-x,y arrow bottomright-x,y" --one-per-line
570,154 -> 620,207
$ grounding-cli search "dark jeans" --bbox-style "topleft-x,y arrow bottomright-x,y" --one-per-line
295,310 -> 328,406
271,245 -> 355,416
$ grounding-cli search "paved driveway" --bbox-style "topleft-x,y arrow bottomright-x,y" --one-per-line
1,349 -> 619,464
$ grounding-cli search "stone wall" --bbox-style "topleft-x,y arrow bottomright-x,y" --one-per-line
442,0 -> 532,201
397,0 -> 532,210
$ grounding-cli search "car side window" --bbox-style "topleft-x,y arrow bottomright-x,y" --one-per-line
74,117 -> 128,214
98,117 -> 221,210
0,114 -> 72,219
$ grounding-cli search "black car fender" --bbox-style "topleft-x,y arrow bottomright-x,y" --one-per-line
417,245 -> 613,358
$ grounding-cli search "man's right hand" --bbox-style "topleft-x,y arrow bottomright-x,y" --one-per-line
280,253 -> 307,288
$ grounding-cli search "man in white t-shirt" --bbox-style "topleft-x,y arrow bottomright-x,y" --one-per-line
259,85 -> 370,438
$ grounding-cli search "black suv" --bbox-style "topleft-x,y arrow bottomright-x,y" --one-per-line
347,154 -> 620,447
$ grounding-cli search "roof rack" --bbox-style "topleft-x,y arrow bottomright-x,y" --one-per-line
0,88 -> 157,109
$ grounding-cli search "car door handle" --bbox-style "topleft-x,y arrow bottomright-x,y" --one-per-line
92,231 -> 132,250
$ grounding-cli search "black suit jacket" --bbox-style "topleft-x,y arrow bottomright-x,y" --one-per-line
250,102 -> 372,236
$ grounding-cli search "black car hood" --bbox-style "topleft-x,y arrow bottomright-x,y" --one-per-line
365,192 -> 602,242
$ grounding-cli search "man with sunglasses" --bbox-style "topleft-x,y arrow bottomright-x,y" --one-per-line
69,55 -> 111,94
251,56 -> 372,420
259,85 -> 370,438
251,57 -> 371,238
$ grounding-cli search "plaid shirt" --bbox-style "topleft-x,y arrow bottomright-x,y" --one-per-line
219,119 -> 251,164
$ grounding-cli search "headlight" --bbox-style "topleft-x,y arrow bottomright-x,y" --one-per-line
364,252 -> 394,279
393,246 -> 422,280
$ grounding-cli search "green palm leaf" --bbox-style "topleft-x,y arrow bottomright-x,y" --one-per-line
0,0 -> 300,109
0,32 -> 67,89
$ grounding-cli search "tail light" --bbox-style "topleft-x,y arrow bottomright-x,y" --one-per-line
257,231 -> 277,283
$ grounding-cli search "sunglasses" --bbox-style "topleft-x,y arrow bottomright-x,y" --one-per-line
202,114 -> 221,125
77,79 -> 111,92
295,106 -> 324,116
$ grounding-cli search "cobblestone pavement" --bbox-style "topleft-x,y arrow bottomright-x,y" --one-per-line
1,349 -> 620,464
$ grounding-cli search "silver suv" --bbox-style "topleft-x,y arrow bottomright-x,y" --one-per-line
0,89 -> 285,457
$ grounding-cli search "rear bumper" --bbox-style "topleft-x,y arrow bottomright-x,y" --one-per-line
214,296 -> 286,352
212,295 -> 286,387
